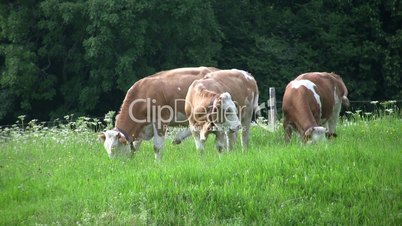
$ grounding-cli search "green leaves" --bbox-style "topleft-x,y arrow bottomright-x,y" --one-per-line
0,0 -> 401,123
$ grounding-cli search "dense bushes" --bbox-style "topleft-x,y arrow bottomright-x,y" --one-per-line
1,0 -> 401,123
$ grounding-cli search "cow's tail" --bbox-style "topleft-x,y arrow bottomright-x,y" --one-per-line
335,73 -> 350,109
340,81 -> 350,109
342,96 -> 350,109
251,92 -> 260,122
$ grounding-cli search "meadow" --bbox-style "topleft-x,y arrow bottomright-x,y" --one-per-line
0,111 -> 401,225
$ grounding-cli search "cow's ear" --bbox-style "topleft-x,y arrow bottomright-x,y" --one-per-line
213,96 -> 221,109
207,112 -> 217,123
118,135 -> 129,145
116,133 -> 129,145
304,128 -> 314,141
326,132 -> 337,139
98,132 -> 106,143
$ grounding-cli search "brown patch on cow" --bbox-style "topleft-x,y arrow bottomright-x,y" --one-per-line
116,133 -> 129,145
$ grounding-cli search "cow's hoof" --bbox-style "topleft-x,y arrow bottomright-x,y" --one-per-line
326,133 -> 337,139
172,139 -> 181,145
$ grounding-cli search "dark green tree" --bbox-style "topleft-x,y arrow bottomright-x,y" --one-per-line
0,0 -> 401,124
0,0 -> 222,123
0,1 -> 57,121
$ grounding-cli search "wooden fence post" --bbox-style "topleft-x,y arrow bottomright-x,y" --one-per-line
268,87 -> 277,131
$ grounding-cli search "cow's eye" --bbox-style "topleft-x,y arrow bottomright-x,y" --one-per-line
234,102 -> 239,109
228,108 -> 237,114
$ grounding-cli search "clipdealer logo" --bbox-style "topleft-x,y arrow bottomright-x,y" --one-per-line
127,98 -> 255,130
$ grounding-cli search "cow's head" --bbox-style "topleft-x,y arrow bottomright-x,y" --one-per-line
208,92 -> 242,133
304,126 -> 327,143
98,130 -> 131,158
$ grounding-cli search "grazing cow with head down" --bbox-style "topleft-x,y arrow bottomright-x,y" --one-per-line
185,69 -> 259,153
99,67 -> 219,159
282,72 -> 349,143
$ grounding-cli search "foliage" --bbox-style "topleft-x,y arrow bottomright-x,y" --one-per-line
214,0 -> 402,100
0,0 -> 221,122
1,0 -> 401,123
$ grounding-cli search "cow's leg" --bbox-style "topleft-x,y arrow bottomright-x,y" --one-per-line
327,101 -> 342,138
227,131 -> 237,150
132,140 -> 142,151
322,120 -> 329,131
134,124 -> 153,152
192,130 -> 205,152
239,105 -> 253,148
240,121 -> 251,148
172,128 -> 192,145
214,132 -> 227,157
152,123 -> 165,161
283,117 -> 292,143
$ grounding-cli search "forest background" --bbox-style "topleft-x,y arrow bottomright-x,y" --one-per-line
1,0 -> 401,124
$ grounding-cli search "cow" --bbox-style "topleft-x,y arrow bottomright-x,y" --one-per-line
185,69 -> 259,154
99,67 -> 219,159
282,72 -> 350,143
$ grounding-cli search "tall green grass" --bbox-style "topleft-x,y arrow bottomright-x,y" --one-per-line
0,114 -> 401,225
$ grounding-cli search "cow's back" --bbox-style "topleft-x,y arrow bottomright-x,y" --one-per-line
185,69 -> 259,126
116,67 -> 219,138
201,69 -> 258,107
295,72 -> 346,119
126,67 -> 219,113
185,69 -> 259,150
282,80 -> 321,130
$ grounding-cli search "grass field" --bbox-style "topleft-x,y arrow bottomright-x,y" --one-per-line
0,115 -> 401,225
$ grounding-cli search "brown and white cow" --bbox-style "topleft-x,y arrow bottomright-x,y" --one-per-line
282,72 -> 349,143
99,67 -> 219,159
185,69 -> 259,153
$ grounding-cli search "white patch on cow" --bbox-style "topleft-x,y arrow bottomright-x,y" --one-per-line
291,80 -> 321,109
231,69 -> 254,80
216,92 -> 241,132
308,126 -> 327,144
220,92 -> 231,100
177,87 -> 181,91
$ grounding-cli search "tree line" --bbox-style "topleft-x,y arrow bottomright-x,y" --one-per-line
1,0 -> 401,124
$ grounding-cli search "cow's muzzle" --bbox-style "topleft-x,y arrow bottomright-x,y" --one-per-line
229,124 -> 242,133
